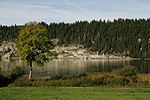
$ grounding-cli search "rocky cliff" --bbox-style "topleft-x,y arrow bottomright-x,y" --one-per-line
0,41 -> 16,60
0,42 -> 131,60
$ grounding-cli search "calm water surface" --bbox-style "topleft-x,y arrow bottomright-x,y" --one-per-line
0,59 -> 150,77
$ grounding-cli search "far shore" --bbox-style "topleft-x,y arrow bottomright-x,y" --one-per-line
0,56 -> 147,61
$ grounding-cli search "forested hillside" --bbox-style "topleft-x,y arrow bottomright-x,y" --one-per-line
0,18 -> 150,58
0,25 -> 19,43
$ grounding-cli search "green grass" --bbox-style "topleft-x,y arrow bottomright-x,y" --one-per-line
0,87 -> 150,100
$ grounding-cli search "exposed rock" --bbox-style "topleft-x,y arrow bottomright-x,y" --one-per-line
0,41 -> 16,60
54,45 -> 131,59
0,42 -> 131,60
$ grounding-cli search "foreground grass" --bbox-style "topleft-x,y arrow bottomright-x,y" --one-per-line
0,87 -> 150,100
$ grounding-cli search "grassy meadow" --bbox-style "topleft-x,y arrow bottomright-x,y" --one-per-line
1,87 -> 150,100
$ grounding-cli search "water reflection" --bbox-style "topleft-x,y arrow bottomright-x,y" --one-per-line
0,59 -> 150,77
129,60 -> 150,73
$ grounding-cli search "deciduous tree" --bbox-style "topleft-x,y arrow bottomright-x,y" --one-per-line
16,22 -> 57,79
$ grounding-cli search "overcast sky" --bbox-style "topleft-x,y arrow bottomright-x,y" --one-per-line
0,0 -> 150,25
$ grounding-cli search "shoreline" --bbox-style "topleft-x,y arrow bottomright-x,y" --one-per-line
0,56 -> 143,61
0,42 -> 149,61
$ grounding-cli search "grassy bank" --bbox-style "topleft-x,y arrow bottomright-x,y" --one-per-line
1,87 -> 150,100
10,72 -> 150,87
1,66 -> 150,87
9,66 -> 150,87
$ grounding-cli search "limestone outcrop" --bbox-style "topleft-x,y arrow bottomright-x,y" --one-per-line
0,42 -> 131,60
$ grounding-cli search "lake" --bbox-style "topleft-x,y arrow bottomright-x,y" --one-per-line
0,59 -> 150,77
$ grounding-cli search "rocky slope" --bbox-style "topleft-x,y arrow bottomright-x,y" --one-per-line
0,42 -> 131,60
0,41 -> 16,60
54,45 -> 130,59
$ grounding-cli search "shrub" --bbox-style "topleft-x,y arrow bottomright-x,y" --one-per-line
0,73 -> 5,86
10,66 -> 25,81
0,66 -> 25,87
10,78 -> 32,87
115,66 -> 137,79
0,73 -> 11,87
51,75 -> 64,80
113,77 -> 130,86
9,72 -> 150,87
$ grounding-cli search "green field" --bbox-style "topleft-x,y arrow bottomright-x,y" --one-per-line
0,87 -> 150,100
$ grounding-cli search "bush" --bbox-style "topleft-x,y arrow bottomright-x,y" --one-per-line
51,75 -> 65,80
113,77 -> 130,86
10,73 -> 132,87
115,66 -> 137,79
0,73 -> 11,87
9,72 -> 150,87
10,66 -> 25,80
10,78 -> 32,87
0,73 -> 6,86
0,66 -> 25,87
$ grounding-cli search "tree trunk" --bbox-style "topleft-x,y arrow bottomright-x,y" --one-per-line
28,62 -> 32,80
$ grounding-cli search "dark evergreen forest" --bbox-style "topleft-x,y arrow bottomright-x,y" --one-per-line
0,18 -> 150,58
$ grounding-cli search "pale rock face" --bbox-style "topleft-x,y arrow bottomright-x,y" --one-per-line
2,53 -> 10,59
0,42 -> 131,60
0,42 -> 16,60
0,48 -> 3,51
53,45 -> 130,59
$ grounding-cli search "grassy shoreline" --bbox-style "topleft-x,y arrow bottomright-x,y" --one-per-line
9,72 -> 150,87
1,66 -> 150,100
1,66 -> 150,87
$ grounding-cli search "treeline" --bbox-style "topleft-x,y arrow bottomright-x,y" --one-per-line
0,18 -> 150,58
0,25 -> 19,43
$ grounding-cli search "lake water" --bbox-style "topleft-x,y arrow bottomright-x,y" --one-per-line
0,59 -> 150,77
